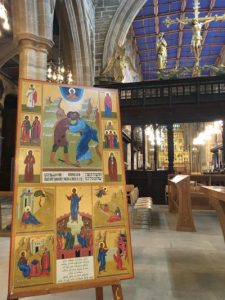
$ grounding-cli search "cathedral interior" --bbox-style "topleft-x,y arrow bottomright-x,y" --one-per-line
1,1 -> 225,299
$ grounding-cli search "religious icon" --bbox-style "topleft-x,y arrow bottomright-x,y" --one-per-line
16,187 -> 55,232
21,115 -> 31,144
104,92 -> 112,118
24,150 -> 35,182
98,242 -> 108,273
66,188 -> 82,222
56,186 -> 94,283
93,186 -> 125,228
31,116 -> 41,144
21,206 -> 41,225
95,229 -> 130,277
43,85 -> 102,170
26,84 -> 37,109
108,152 -> 118,181
14,234 -> 54,287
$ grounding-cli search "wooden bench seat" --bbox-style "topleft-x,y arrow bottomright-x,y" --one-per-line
130,187 -> 153,227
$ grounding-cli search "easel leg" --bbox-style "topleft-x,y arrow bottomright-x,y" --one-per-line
112,284 -> 123,300
96,286 -> 103,300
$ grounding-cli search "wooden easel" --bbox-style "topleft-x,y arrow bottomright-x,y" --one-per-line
8,283 -> 124,300
96,283 -> 123,300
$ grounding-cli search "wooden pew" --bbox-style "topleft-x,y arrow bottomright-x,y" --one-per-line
0,191 -> 13,237
126,184 -> 135,203
168,175 -> 196,232
201,186 -> 225,243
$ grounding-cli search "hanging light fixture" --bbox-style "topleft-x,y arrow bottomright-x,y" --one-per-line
47,59 -> 73,84
46,20 -> 73,84
0,1 -> 10,37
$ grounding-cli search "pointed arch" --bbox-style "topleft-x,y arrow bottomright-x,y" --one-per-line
102,0 -> 147,67
56,0 -> 93,86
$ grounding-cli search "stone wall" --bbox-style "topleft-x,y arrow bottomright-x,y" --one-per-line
94,0 -> 122,76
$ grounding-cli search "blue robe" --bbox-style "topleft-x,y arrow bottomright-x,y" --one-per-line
68,193 -> 81,220
22,211 -> 41,225
69,119 -> 99,161
98,248 -> 107,271
18,257 -> 30,277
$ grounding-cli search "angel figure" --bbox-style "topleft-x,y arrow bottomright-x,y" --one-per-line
156,32 -> 167,70
205,64 -> 225,76
95,187 -> 107,198
101,45 -> 137,83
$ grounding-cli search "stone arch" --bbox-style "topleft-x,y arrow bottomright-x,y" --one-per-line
55,0 -> 93,86
102,0 -> 147,68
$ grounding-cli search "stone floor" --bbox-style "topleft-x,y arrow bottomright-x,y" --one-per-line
1,206 -> 225,300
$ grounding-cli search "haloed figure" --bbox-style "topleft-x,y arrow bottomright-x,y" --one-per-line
24,150 -> 35,182
68,111 -> 101,166
66,188 -> 82,222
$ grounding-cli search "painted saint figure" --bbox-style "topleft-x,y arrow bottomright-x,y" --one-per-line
21,206 -> 41,225
21,115 -> 31,143
31,116 -> 41,144
41,248 -> 50,275
113,131 -> 119,148
66,188 -> 82,222
108,152 -> 118,181
108,130 -> 114,149
98,242 -> 108,273
104,93 -> 112,118
17,252 -> 30,278
26,84 -> 37,109
104,130 -> 109,148
68,111 -> 101,166
24,150 -> 35,182
113,249 -> 125,270
49,111 -> 75,164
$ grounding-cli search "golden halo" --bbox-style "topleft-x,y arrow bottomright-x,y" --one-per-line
99,241 -> 105,248
20,250 -> 26,257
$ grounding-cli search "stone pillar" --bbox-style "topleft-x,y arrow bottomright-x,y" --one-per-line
167,124 -> 175,174
18,36 -> 54,80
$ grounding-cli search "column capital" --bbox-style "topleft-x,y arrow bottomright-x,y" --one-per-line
17,33 -> 54,53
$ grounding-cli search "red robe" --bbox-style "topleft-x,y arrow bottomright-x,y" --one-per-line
21,120 -> 31,142
24,154 -> 35,182
41,251 -> 50,275
108,155 -> 117,181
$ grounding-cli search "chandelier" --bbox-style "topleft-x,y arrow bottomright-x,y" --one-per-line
0,1 -> 10,36
47,58 -> 73,84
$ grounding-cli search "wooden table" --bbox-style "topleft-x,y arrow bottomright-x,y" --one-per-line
201,186 -> 225,242
168,175 -> 196,232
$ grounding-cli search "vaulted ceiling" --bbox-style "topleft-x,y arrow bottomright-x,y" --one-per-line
132,0 -> 225,80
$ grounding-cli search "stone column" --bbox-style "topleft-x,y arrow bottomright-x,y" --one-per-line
18,35 -> 54,80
